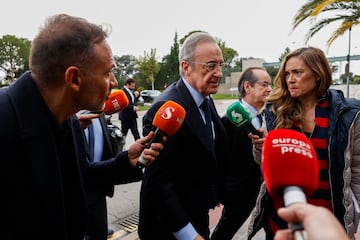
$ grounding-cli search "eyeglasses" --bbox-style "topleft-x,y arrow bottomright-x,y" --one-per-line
284,69 -> 305,80
256,81 -> 271,88
192,61 -> 228,71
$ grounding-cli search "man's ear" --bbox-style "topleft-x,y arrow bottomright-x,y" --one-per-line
181,61 -> 190,75
244,81 -> 251,93
64,66 -> 83,91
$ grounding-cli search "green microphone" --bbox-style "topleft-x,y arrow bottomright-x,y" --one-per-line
226,101 -> 263,137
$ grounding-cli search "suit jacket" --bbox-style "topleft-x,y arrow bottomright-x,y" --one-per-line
220,114 -> 262,214
118,87 -> 138,122
138,79 -> 229,239
85,114 -> 117,203
0,71 -> 143,240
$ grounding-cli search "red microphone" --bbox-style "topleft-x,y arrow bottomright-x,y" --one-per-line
136,100 -> 186,168
103,89 -> 129,115
262,129 -> 319,239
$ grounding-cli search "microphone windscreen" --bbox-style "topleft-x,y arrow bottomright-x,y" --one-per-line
152,100 -> 186,136
103,89 -> 129,115
226,101 -> 253,127
262,129 -> 319,199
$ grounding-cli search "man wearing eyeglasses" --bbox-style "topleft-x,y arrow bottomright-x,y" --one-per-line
138,32 -> 230,240
211,67 -> 272,240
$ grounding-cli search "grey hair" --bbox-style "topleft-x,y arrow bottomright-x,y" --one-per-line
178,32 -> 217,76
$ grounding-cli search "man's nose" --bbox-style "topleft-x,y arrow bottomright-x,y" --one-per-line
110,73 -> 118,88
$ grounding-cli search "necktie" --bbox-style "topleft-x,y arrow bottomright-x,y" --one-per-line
256,113 -> 263,128
87,123 -> 95,161
201,98 -> 215,155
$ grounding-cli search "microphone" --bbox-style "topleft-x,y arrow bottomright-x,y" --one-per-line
136,100 -> 186,168
225,101 -> 263,137
102,89 -> 129,115
262,129 -> 319,240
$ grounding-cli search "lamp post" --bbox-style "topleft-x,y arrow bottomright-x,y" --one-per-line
346,27 -> 352,98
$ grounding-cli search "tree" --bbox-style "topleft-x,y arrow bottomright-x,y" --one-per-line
0,34 -> 31,83
113,54 -> 137,86
156,32 -> 180,89
217,39 -> 238,65
292,0 -> 360,48
278,47 -> 291,62
136,48 -> 160,90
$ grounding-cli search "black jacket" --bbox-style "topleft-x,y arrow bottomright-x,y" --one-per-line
138,79 -> 229,239
0,71 -> 142,239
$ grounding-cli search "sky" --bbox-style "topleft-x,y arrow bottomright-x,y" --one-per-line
1,0 -> 360,74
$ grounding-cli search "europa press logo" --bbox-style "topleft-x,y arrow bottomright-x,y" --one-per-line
271,136 -> 314,159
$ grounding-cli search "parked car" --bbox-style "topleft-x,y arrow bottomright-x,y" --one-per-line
140,89 -> 161,103
136,95 -> 144,106
105,115 -> 126,153
134,90 -> 144,106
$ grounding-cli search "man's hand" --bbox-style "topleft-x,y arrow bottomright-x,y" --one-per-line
76,112 -> 102,129
248,130 -> 266,151
127,131 -> 166,167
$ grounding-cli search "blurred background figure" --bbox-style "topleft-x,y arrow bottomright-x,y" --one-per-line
211,67 -> 272,240
78,111 -> 119,240
118,78 -> 141,142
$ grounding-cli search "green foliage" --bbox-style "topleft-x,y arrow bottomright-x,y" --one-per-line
0,34 -> 31,83
278,47 -> 291,62
292,0 -> 360,48
211,93 -> 238,100
265,66 -> 279,81
136,49 -> 160,90
113,54 -> 137,85
353,75 -> 360,84
155,32 -> 180,89
340,72 -> 354,83
217,38 -> 238,67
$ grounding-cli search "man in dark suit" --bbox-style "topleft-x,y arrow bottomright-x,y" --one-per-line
0,14 -> 164,240
138,32 -> 229,240
118,78 -> 140,141
78,112 -> 134,240
210,67 -> 272,239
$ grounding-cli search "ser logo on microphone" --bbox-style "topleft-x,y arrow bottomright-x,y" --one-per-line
271,137 -> 314,158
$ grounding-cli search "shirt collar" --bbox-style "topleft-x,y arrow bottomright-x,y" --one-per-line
181,78 -> 208,107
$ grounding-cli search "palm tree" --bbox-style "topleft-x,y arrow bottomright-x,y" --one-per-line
292,0 -> 360,48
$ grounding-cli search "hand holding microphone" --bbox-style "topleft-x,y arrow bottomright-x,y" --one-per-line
226,101 -> 263,137
103,89 -> 129,115
275,203 -> 348,240
262,129 -> 319,240
136,100 -> 186,168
